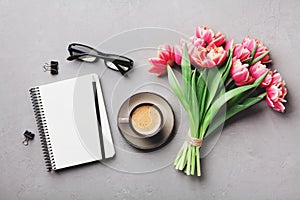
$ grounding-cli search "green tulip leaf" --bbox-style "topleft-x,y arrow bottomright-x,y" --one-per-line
250,44 -> 258,60
200,71 -> 268,136
181,44 -> 192,101
205,68 -> 223,113
191,69 -> 200,136
221,50 -> 233,84
167,66 -> 188,110
197,70 -> 206,121
204,95 -> 264,138
251,50 -> 271,65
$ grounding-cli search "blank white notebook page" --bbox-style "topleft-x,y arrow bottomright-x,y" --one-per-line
39,75 -> 102,170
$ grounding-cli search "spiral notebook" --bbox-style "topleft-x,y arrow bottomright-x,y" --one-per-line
29,74 -> 115,171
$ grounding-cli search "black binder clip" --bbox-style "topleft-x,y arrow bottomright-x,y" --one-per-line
43,61 -> 59,75
22,130 -> 35,146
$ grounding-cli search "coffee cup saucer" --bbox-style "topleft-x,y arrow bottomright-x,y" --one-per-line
117,92 -> 175,150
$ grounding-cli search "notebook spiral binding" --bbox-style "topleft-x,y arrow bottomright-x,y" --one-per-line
30,87 -> 56,171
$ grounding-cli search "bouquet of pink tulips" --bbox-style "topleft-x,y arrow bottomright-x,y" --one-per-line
148,26 -> 287,176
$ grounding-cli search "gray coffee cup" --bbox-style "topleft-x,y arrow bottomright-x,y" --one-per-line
119,103 -> 163,138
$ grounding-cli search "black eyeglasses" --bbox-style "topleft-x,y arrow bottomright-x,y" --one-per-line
67,43 -> 134,75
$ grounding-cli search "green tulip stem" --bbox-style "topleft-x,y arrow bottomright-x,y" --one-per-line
225,78 -> 233,87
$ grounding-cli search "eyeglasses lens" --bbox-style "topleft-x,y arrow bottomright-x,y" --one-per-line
70,45 -> 98,62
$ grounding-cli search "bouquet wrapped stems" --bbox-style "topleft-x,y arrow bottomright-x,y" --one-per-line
175,141 -> 201,176
149,26 -> 287,176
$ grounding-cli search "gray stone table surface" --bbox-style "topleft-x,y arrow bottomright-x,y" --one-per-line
1,0 -> 300,199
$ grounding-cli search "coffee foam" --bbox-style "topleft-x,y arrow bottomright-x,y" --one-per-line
131,105 -> 161,135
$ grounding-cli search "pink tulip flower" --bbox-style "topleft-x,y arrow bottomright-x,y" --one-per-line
261,71 -> 273,87
148,44 -> 175,76
225,39 -> 234,51
266,71 -> 287,112
207,47 -> 227,66
254,45 -> 271,63
189,36 -> 206,48
249,61 -> 272,87
174,37 -> 206,65
189,46 -> 213,68
250,61 -> 268,78
195,26 -> 214,44
233,44 -> 251,62
174,44 -> 182,65
242,36 -> 256,52
242,36 -> 271,63
230,59 -> 254,86
208,32 -> 226,48
174,38 -> 192,65
270,70 -> 283,86
190,46 -> 227,68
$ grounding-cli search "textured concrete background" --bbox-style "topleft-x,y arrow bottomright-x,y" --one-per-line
1,0 -> 300,199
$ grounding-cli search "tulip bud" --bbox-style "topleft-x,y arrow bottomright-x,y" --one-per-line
250,61 -> 268,78
225,39 -> 234,51
195,26 -> 214,44
207,47 -> 227,66
265,70 -> 287,112
242,36 -> 256,52
233,44 -> 251,62
230,59 -> 254,86
148,44 -> 175,76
